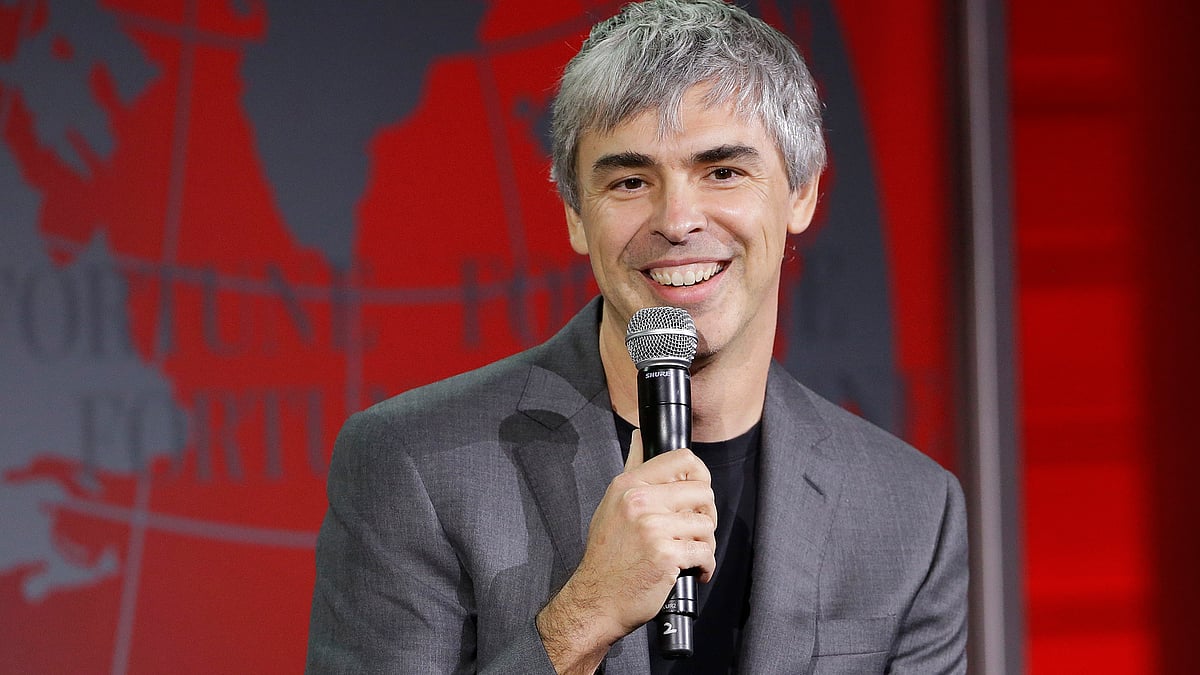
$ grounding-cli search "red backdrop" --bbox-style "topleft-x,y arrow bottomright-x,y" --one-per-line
1012,0 -> 1200,673
0,1 -> 963,671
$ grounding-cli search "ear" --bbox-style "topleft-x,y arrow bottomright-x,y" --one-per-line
787,175 -> 821,236
564,202 -> 589,255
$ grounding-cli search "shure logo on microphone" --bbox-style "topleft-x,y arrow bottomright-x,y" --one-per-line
646,370 -> 671,378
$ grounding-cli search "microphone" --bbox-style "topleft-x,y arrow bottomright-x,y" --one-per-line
625,306 -> 698,659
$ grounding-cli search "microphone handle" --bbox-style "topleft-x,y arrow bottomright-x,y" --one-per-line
636,365 -> 696,659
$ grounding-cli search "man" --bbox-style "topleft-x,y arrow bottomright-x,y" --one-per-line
306,1 -> 967,673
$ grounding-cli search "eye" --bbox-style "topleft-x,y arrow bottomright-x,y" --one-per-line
614,177 -> 646,191
711,167 -> 737,180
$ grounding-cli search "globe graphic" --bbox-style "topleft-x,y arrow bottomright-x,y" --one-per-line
0,2 -> 621,671
1,1 -> 915,671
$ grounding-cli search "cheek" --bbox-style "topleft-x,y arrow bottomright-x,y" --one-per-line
761,202 -> 797,247
582,213 -> 638,258
719,206 -> 778,251
579,228 -> 622,279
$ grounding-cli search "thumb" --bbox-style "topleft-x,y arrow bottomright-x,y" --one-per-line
625,428 -> 644,470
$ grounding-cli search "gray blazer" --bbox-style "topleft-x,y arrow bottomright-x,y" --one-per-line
307,298 -> 967,674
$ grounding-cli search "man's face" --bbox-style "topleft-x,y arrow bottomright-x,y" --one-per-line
565,86 -> 819,361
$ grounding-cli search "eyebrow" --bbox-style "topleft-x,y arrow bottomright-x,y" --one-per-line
590,144 -> 763,178
591,151 -> 655,176
692,144 -> 761,165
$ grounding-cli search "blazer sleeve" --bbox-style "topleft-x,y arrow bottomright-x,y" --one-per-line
305,410 -> 558,674
888,469 -> 969,674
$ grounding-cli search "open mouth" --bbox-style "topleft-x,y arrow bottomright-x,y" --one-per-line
647,262 -> 725,287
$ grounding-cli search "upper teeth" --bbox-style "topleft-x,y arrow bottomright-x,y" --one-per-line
649,262 -> 723,287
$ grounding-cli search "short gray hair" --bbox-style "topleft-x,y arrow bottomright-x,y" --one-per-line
550,0 -> 826,213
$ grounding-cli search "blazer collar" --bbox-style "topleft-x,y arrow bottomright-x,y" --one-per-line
739,362 -> 846,673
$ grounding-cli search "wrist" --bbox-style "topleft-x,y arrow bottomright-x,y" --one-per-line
536,580 -> 623,674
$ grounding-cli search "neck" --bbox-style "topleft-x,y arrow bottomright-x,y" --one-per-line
599,306 -> 773,444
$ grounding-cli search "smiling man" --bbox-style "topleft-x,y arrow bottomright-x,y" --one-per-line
565,87 -> 819,445
307,2 -> 967,673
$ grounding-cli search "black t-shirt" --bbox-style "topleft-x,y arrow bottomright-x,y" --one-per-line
615,414 -> 761,674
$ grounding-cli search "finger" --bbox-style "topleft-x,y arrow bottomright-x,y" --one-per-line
630,514 -> 716,579
663,536 -> 717,581
638,511 -> 718,548
630,481 -> 717,525
625,428 -> 644,470
632,447 -> 711,485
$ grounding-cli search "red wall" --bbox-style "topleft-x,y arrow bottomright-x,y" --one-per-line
0,2 -> 962,671
1012,0 -> 1200,672
15,0 -> 1200,670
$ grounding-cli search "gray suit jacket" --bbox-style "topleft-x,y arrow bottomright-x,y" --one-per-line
307,298 -> 967,673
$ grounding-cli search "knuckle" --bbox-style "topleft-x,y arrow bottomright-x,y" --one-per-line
634,514 -> 658,539
620,486 -> 648,512
611,472 -> 637,492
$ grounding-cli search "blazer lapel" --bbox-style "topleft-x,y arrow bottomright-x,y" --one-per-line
508,299 -> 652,672
740,363 -> 846,674
512,362 -> 622,588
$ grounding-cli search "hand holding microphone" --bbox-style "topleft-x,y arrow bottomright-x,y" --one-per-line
536,307 -> 713,670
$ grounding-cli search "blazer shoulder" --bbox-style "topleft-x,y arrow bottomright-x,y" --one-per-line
771,365 -> 958,496
350,350 -> 539,453
350,297 -> 608,452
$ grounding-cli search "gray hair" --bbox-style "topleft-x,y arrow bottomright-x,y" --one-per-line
550,0 -> 826,213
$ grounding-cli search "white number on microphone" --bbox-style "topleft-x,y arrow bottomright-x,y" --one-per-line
662,622 -> 677,635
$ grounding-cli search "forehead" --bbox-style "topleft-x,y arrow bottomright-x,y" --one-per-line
577,95 -> 778,169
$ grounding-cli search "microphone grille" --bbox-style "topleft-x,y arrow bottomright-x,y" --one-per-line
625,306 -> 698,369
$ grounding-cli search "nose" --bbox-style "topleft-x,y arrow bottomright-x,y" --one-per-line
653,182 -> 706,243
